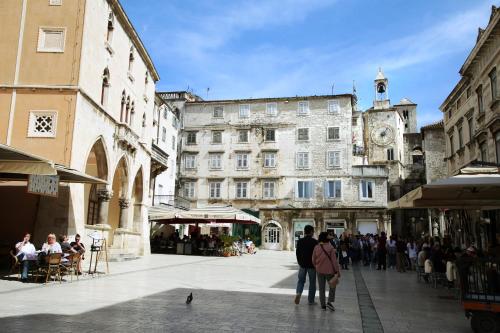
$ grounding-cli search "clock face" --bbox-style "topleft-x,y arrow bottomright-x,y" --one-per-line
371,125 -> 394,146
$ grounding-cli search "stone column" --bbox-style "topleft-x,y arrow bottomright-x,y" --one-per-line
97,189 -> 112,225
118,198 -> 130,229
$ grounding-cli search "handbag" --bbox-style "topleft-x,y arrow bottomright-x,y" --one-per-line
320,244 -> 340,288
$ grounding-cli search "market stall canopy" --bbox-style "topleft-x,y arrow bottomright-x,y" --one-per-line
388,173 -> 500,210
0,144 -> 107,184
150,205 -> 261,225
0,143 -> 55,175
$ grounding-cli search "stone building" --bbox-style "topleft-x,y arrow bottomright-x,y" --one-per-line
171,93 -> 389,250
421,120 -> 447,184
440,5 -> 500,173
363,69 -> 426,236
0,0 -> 160,257
439,5 -> 500,247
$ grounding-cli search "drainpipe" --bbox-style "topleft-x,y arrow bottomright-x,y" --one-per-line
7,0 -> 28,145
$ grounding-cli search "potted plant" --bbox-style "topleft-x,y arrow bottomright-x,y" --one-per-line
220,235 -> 236,257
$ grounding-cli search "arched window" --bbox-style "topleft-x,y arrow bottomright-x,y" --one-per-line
128,47 -> 135,72
120,91 -> 126,122
142,113 -> 146,127
145,71 -> 149,85
125,96 -> 131,124
87,184 -> 99,225
107,12 -> 114,43
101,68 -> 110,106
129,101 -> 135,126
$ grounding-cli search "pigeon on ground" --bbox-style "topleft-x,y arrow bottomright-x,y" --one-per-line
186,292 -> 193,304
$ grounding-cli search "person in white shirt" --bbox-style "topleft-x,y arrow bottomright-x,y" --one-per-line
407,240 -> 418,270
15,233 -> 36,281
41,233 -> 62,254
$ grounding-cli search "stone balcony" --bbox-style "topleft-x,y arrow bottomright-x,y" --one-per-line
114,124 -> 140,155
351,165 -> 389,178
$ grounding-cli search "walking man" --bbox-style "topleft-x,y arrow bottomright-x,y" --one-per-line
295,225 -> 318,305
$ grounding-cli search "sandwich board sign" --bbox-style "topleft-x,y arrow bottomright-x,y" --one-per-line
27,174 -> 59,197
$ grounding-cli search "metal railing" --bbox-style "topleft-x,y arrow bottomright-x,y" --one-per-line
153,194 -> 190,210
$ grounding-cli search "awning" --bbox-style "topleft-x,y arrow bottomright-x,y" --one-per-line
150,205 -> 261,225
0,143 -> 55,175
0,144 -> 107,184
388,173 -> 500,210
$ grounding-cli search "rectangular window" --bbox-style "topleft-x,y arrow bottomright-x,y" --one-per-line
449,134 -> 454,154
297,101 -> 309,115
477,85 -> 484,113
212,131 -> 222,144
263,152 -> 276,168
213,106 -> 224,118
327,151 -> 341,168
325,180 -> 341,199
468,117 -> 474,142
209,153 -> 222,170
37,27 -> 66,52
184,154 -> 196,169
327,127 -> 340,140
183,182 -> 195,198
458,126 -> 463,149
297,181 -> 313,199
186,131 -> 197,145
265,129 -> 276,142
490,68 -> 498,100
296,152 -> 310,169
466,86 -> 472,99
171,136 -> 176,150
236,153 -> 249,169
480,142 -> 488,162
387,148 -> 394,160
162,127 -> 166,142
263,181 -> 276,199
209,182 -> 222,199
266,102 -> 277,116
28,111 -> 57,138
360,180 -> 374,200
238,130 -> 249,143
239,104 -> 250,118
297,128 -> 309,141
49,0 -> 62,5
235,182 -> 248,198
328,100 -> 340,114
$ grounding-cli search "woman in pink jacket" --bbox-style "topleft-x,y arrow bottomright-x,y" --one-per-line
312,232 -> 341,311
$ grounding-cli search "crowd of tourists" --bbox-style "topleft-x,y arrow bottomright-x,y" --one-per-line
294,226 -> 489,311
14,232 -> 85,282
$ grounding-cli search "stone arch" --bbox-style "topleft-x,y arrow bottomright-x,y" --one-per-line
84,137 -> 109,226
130,167 -> 144,232
262,220 -> 283,251
108,156 -> 130,242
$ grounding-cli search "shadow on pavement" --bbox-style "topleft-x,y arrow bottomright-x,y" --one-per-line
0,288 -> 361,333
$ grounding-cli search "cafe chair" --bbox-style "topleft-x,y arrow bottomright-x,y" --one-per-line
62,252 -> 81,282
9,250 -> 21,279
42,253 -> 63,283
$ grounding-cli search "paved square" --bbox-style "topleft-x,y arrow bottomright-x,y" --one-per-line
0,251 -> 470,332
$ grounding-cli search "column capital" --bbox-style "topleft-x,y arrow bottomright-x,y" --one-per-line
98,189 -> 113,202
119,198 -> 130,209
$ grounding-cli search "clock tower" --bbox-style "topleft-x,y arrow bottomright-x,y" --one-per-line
374,68 -> 390,110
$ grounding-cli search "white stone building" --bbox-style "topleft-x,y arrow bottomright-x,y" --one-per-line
171,94 -> 388,250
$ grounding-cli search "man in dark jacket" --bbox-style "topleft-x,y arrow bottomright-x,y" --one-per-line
295,225 -> 318,305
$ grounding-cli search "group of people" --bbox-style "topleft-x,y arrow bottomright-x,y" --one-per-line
14,232 -> 85,282
295,225 -> 340,311
151,231 -> 257,256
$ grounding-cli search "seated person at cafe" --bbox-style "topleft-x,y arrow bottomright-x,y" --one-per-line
15,233 -> 36,281
69,234 -> 85,274
59,235 -> 77,256
244,238 -> 256,254
41,233 -> 62,255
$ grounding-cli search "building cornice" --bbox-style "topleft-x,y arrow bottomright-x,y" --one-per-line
185,94 -> 354,105
110,0 -> 160,81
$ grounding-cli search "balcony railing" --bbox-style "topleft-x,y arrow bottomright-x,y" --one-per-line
153,194 -> 190,210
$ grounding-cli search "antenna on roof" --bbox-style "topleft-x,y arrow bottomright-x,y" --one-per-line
353,80 -> 357,95
331,84 -> 334,95
206,87 -> 210,99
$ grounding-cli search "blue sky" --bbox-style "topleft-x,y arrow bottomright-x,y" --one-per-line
121,0 -> 495,129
